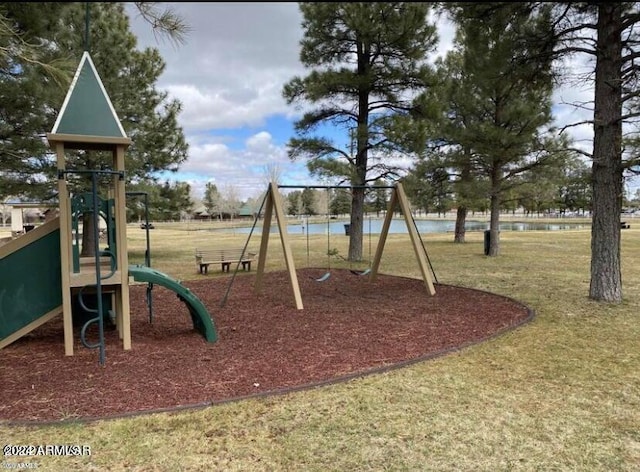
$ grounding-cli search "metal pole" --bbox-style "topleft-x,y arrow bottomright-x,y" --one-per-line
126,191 -> 154,322
143,193 -> 150,267
84,2 -> 90,53
220,191 -> 268,308
91,172 -> 106,365
278,184 -> 396,190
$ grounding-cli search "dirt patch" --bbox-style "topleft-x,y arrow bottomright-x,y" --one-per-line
0,269 -> 533,424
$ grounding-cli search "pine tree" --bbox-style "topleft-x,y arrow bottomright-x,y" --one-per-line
287,191 -> 302,216
158,180 -> 193,221
1,3 -> 189,254
404,155 -> 453,217
0,2 -> 189,201
442,2 -> 562,256
520,2 -> 640,302
0,3 -> 76,201
329,189 -> 352,216
52,3 -> 189,182
283,2 -> 438,261
369,180 -> 389,217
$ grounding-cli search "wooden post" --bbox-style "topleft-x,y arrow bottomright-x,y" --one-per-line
254,183 -> 303,309
270,182 -> 303,310
114,145 -> 131,349
45,50 -> 134,358
369,184 -> 435,296
255,187 -> 273,293
396,183 -> 436,295
55,142 -> 75,356
369,185 -> 397,282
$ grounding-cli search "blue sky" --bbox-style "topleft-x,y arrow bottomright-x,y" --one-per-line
126,3 -> 638,202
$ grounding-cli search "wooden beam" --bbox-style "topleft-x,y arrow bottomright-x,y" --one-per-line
55,141 -> 75,355
46,133 -> 131,150
114,145 -> 131,350
0,216 -> 59,259
396,183 -> 436,295
270,182 -> 303,310
369,185 -> 398,282
255,187 -> 273,293
0,306 -> 62,350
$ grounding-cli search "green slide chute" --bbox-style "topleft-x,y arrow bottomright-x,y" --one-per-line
128,265 -> 217,343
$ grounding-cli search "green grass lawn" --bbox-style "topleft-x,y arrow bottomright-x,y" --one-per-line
2,223 -> 639,471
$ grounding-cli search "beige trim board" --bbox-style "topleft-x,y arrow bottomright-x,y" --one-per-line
0,306 -> 62,350
0,217 -> 60,259
46,133 -> 131,147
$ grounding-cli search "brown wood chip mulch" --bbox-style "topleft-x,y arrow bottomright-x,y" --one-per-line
0,269 -> 533,424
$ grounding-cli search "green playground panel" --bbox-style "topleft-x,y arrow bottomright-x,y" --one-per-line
0,229 -> 62,341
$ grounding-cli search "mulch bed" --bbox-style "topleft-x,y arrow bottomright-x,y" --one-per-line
0,269 -> 533,424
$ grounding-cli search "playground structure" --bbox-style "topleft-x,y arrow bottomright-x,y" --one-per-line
0,51 -> 217,364
221,182 -> 437,310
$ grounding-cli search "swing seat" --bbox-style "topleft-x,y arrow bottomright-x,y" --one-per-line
315,272 -> 331,282
350,268 -> 371,276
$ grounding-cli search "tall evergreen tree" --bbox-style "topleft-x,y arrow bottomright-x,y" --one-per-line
53,3 -> 188,183
158,180 -> 193,221
329,188 -> 352,216
287,191 -> 302,216
557,159 -> 592,215
442,2 -> 563,255
0,3 -> 76,200
70,3 -> 187,253
283,2 -> 438,261
0,2 -> 189,201
369,180 -> 389,217
404,155 -> 453,216
501,2 -> 640,301
548,3 -> 639,302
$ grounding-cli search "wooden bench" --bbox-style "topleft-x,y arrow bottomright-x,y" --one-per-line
195,248 -> 258,274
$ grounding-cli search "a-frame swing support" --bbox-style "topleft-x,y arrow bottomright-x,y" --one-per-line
369,182 -> 436,295
255,182 -> 435,310
255,182 -> 304,309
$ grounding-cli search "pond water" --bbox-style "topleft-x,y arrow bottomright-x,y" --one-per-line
214,218 -> 590,235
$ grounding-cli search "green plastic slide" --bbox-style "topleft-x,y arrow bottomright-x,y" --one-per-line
128,265 -> 218,343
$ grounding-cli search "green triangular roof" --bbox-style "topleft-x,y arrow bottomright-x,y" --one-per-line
51,51 -> 127,138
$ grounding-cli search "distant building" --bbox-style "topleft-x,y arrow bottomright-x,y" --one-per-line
191,202 -> 257,221
3,200 -> 49,235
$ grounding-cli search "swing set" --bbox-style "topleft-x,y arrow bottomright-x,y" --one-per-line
220,181 -> 437,310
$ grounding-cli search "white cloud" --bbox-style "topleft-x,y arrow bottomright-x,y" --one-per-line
128,3 -> 304,133
164,83 -> 285,130
165,131 -> 311,200
246,131 -> 273,150
127,4 -> 639,197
